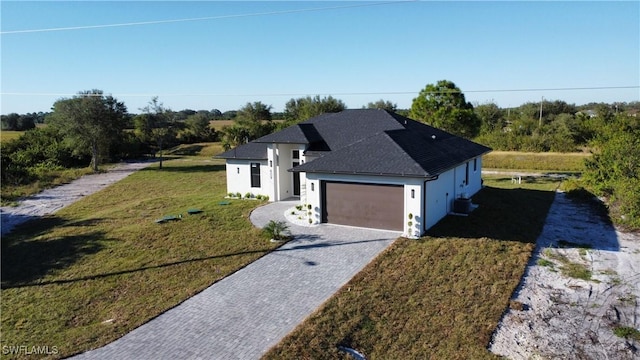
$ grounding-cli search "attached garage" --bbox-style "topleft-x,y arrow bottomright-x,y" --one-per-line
321,181 -> 404,231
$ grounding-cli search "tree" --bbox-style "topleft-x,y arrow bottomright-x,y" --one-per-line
474,102 -> 505,134
284,95 -> 346,122
180,113 -> 217,143
365,99 -> 397,112
47,90 -> 128,171
137,97 -> 177,169
583,113 -> 640,228
236,101 -> 274,139
410,80 -> 480,138
1,113 -> 20,130
1,113 -> 36,131
236,101 -> 272,122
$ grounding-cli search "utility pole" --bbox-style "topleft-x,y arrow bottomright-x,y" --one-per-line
538,96 -> 544,129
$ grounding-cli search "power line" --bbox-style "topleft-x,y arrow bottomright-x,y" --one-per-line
1,86 -> 638,98
0,1 -> 416,35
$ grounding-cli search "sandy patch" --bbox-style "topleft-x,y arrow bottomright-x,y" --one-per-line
1,161 -> 151,236
489,192 -> 640,359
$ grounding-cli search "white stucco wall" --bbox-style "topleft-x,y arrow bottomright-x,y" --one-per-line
424,156 -> 484,230
266,143 -> 307,201
225,159 -> 269,198
304,173 -> 424,237
424,169 -> 456,230
225,152 -> 486,234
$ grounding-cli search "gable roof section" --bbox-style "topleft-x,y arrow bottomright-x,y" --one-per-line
217,109 -> 491,176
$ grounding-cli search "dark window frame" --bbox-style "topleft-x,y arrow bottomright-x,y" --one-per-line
250,163 -> 261,188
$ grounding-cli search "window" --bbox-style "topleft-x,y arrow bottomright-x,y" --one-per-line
292,150 -> 300,159
250,163 -> 261,188
473,158 -> 477,172
465,162 -> 470,185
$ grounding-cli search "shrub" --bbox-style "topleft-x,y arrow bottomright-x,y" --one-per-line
263,220 -> 290,241
245,192 -> 253,199
235,192 -> 242,199
613,326 -> 640,341
583,114 -> 640,230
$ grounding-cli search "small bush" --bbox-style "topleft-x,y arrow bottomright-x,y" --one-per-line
613,326 -> 640,341
263,220 -> 290,241
295,205 -> 303,211
245,192 -> 253,199
537,258 -> 554,267
235,192 -> 242,199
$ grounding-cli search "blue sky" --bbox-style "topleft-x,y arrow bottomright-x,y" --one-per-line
1,1 -> 639,115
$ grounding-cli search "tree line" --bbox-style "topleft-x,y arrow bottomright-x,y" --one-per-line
2,82 -> 638,228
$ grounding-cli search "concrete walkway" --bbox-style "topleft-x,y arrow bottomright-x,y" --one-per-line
0,161 -> 152,236
74,200 -> 400,359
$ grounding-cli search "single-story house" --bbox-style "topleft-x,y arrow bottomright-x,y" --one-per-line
217,109 -> 491,237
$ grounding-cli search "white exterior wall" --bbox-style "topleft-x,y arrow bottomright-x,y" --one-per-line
304,173 -> 424,237
467,156 -> 483,196
424,169 -> 456,230
266,143 -> 307,201
424,156 -> 484,230
451,157 -> 483,199
225,159 -> 269,197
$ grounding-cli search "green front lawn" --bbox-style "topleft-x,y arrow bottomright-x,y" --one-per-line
1,156 -> 279,359
264,179 -> 559,359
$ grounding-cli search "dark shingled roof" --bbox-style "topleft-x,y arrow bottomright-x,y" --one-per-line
216,109 -> 492,177
216,141 -> 268,160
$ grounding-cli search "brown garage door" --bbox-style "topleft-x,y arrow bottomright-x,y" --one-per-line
321,181 -> 403,231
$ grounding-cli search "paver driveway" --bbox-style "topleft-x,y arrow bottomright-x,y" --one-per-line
74,200 -> 400,359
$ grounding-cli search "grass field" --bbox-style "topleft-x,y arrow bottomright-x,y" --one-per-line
209,119 -> 284,131
483,151 -> 590,172
264,177 -> 560,359
0,148 -> 280,359
2,142 -> 566,359
0,130 -> 25,143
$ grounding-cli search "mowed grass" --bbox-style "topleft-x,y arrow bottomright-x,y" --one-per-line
264,179 -> 559,359
1,154 -> 280,359
483,151 -> 590,172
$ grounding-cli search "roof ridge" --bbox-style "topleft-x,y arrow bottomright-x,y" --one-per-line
381,129 -> 432,174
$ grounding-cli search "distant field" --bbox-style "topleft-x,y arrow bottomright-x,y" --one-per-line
483,151 -> 590,172
209,119 -> 284,131
0,130 -> 24,143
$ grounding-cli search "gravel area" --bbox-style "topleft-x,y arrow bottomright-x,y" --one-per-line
490,191 -> 640,359
0,161 -> 152,236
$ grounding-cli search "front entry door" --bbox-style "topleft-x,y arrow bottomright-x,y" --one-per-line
292,161 -> 300,196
